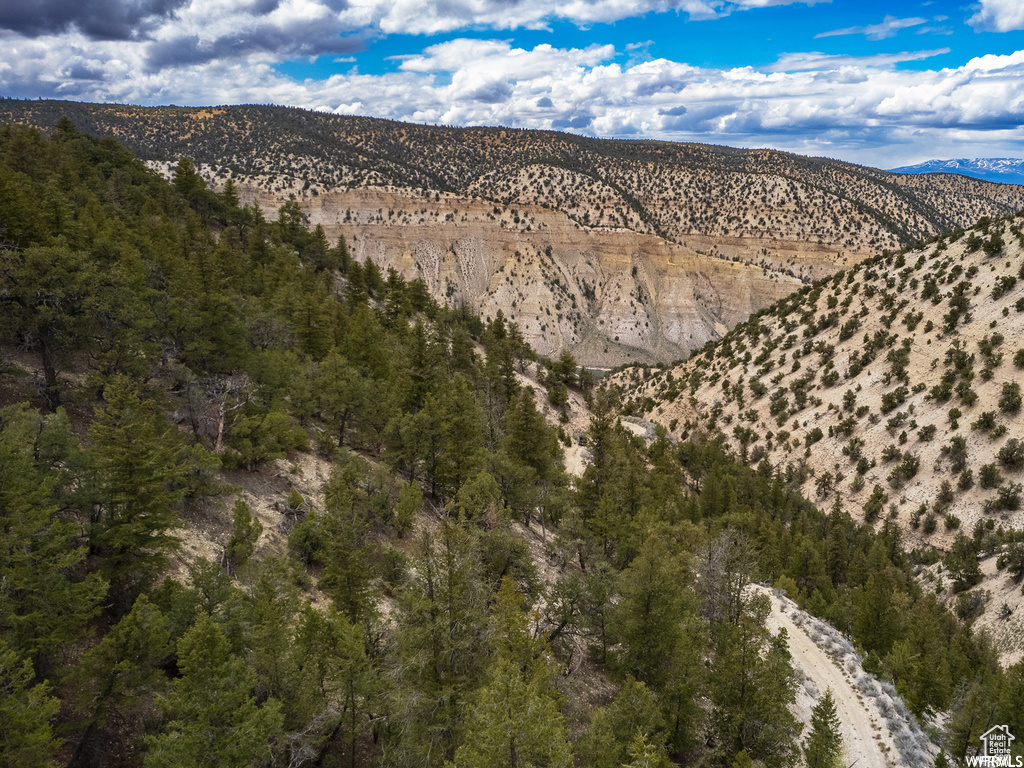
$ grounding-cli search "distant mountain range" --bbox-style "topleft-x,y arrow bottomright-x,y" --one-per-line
889,158 -> 1024,186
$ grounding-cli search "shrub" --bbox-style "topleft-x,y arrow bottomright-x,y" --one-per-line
943,436 -> 969,472
881,444 -> 902,462
993,275 -> 1017,299
998,438 -> 1024,469
972,411 -> 997,432
955,590 -> 986,620
880,386 -> 910,413
1014,349 -> 1024,369
805,427 -> 823,447
958,469 -> 975,490
957,384 -> 979,406
937,480 -> 955,508
1000,382 -> 1022,413
888,454 -> 919,488
999,542 -> 1024,582
990,483 -> 1023,512
864,484 -> 888,522
980,463 -> 1002,489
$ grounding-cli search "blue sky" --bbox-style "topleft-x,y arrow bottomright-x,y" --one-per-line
2,0 -> 1024,167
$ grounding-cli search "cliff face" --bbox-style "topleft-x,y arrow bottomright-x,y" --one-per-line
12,101 -> 1021,365
244,184 -> 803,367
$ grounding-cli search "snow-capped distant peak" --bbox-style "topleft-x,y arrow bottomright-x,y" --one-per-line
888,158 -> 1024,186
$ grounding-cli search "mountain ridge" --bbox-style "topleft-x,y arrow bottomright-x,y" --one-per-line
6,99 -> 1024,366
889,158 -> 1024,186
614,211 -> 1024,552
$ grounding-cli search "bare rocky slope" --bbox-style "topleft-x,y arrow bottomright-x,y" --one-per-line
5,99 -> 1024,367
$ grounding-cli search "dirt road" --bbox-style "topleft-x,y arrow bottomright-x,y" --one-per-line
756,586 -> 905,768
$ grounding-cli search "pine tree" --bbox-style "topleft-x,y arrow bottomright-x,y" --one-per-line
226,497 -> 263,570
578,677 -> 665,768
434,375 -> 485,500
622,730 -> 673,768
0,404 -> 105,666
611,536 -> 689,690
803,689 -> 844,768
0,640 -> 61,768
318,463 -> 376,624
451,655 -> 573,768
290,605 -> 373,768
89,378 -> 187,606
145,614 -> 283,768
70,595 -> 171,767
75,595 -> 171,725
388,521 -> 488,767
453,578 -> 572,768
710,594 -> 802,768
0,242 -> 100,407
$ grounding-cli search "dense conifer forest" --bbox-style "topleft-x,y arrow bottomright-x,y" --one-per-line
1,121 -> 1021,768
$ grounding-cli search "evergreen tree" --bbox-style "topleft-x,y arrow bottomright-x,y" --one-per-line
578,678 -> 665,768
453,578 -> 572,768
451,655 -> 573,768
611,536 -> 690,690
226,497 -> 263,570
89,378 -> 187,605
70,595 -> 171,767
291,605 -> 373,768
387,522 -> 488,767
319,462 -> 376,624
803,689 -> 844,768
709,593 -> 802,768
145,614 -> 283,768
0,242 -> 101,406
434,375 -> 485,500
622,730 -> 673,768
0,640 -> 61,768
0,404 -> 105,666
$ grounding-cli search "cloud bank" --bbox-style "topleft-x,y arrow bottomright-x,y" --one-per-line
0,0 -> 1022,166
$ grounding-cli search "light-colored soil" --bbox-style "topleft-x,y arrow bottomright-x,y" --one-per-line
758,586 -> 936,768
973,556 -> 1024,667
621,220 -> 1024,548
926,555 -> 1024,668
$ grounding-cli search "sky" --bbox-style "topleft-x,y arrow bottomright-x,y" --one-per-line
2,0 -> 1024,168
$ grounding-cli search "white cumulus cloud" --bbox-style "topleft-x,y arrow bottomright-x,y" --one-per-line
969,0 -> 1024,32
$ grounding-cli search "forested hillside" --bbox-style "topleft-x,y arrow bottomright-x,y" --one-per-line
5,100 -> 1024,368
1,121 -> 1021,768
